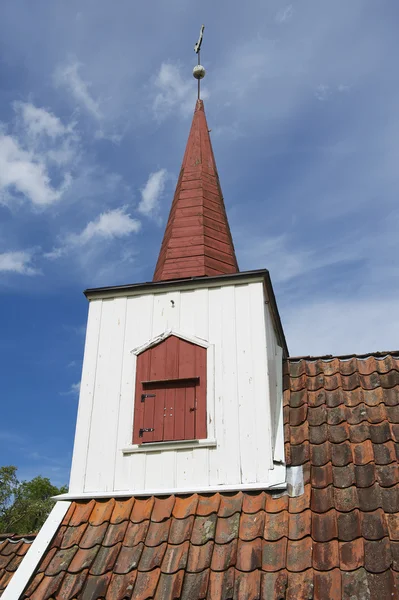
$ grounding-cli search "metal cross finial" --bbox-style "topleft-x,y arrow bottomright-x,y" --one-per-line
193,25 -> 206,100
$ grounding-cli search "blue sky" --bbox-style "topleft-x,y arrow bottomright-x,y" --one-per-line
1,1 -> 398,486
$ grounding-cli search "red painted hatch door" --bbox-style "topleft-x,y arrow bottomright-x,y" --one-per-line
133,335 -> 207,444
137,378 -> 198,443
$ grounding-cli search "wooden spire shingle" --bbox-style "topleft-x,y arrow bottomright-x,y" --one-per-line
153,99 -> 239,281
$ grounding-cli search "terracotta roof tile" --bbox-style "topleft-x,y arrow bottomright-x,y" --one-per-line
218,492 -> 243,517
262,538 -> 287,572
286,538 -> 312,572
35,548 -> 58,577
89,542 -> 121,575
207,568 -> 235,600
79,522 -> 108,549
337,510 -> 361,542
60,522 -> 87,549
211,540 -> 238,576
28,570 -> 64,599
138,542 -> 167,572
241,491 -> 265,514
313,539 -> 339,570
312,509 -> 338,542
339,538 -> 364,571
103,521 -> 128,547
261,570 -> 288,599
186,540 -> 214,573
89,498 -> 115,526
364,537 -> 392,573
81,572 -> 112,600
68,545 -> 100,574
151,496 -> 175,522
69,500 -> 95,527
376,463 -> 399,487
361,508 -> 388,540
145,520 -> 171,547
56,569 -> 88,599
166,515 -> 193,546
332,464 -> 355,488
288,509 -> 311,540
154,570 -> 184,600
239,511 -> 265,541
314,568 -> 342,600
234,569 -> 261,598
214,513 -> 240,545
236,538 -> 262,571
123,520 -> 149,547
172,494 -> 198,519
45,545 -> 78,576
288,483 -> 311,514
191,513 -> 217,545
106,571 -> 137,600
110,498 -> 134,524
286,569 -> 314,599
16,352 -> 399,599
113,543 -> 144,574
161,541 -> 189,574
263,511 -> 289,541
196,493 -> 220,516
130,497 -> 154,523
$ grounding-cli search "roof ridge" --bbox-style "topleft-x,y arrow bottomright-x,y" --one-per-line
287,350 -> 399,362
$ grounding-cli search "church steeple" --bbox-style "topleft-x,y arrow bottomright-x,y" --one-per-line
153,99 -> 239,281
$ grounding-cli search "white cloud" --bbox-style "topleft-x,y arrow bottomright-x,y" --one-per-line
138,168 -> 167,219
60,381 -> 81,396
152,62 -> 208,120
55,60 -> 102,120
0,134 -> 63,206
46,207 -> 141,258
15,102 -> 72,139
0,250 -> 38,275
0,102 -> 76,207
276,4 -> 293,23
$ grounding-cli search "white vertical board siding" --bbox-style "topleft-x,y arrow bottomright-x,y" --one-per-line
249,283 -> 274,480
69,300 -> 102,494
70,280 -> 280,494
264,301 -> 283,457
114,295 -> 153,491
85,297 -> 127,492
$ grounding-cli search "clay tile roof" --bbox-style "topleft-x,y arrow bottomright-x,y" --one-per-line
10,351 -> 399,598
0,533 -> 36,596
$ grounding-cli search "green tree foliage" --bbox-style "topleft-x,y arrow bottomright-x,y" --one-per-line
0,466 -> 67,534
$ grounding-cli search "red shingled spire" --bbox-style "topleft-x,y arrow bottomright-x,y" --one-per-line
153,99 -> 239,281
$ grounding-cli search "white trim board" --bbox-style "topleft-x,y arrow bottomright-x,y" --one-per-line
1,501 -> 70,600
122,438 -> 217,454
132,328 -> 210,355
54,480 -> 287,501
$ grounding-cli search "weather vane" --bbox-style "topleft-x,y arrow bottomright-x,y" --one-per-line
193,24 -> 206,100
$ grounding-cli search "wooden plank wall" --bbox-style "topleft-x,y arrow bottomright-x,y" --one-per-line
69,281 -> 282,494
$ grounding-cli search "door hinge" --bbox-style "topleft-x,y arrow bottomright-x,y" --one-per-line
139,428 -> 155,437
141,393 -> 156,402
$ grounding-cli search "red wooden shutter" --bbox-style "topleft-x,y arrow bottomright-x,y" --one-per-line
133,336 -> 207,444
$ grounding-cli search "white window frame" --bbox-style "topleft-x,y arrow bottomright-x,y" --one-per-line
123,328 -> 216,453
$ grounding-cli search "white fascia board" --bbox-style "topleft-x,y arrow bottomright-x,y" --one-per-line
85,274 -> 266,301
54,480 -> 287,501
1,501 -> 70,600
